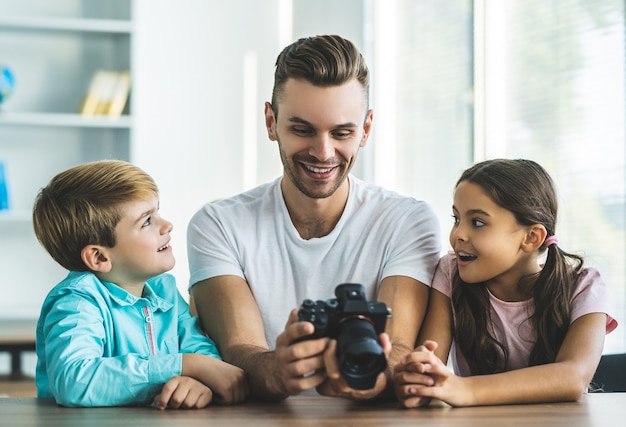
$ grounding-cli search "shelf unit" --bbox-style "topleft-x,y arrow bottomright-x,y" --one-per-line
0,1 -> 133,318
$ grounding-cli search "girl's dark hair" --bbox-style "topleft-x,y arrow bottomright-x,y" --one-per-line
451,159 -> 583,375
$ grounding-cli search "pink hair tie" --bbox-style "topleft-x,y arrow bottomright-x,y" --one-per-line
544,235 -> 559,247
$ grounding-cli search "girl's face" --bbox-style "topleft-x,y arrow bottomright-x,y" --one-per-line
449,181 -> 538,295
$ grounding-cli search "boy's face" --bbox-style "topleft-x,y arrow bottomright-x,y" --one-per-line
104,198 -> 174,289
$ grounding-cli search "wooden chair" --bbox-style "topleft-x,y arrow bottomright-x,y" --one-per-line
591,353 -> 626,392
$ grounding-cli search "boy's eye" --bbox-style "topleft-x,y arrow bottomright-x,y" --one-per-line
142,217 -> 152,227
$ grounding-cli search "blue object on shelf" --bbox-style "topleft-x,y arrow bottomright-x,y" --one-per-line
0,65 -> 16,105
0,161 -> 10,211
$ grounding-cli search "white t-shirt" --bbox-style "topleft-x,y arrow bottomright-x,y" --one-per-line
187,175 -> 441,348
432,253 -> 618,376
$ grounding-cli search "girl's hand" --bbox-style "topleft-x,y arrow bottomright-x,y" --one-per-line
153,376 -> 213,410
393,340 -> 438,408
394,340 -> 471,408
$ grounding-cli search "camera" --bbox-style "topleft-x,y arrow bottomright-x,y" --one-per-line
297,283 -> 392,390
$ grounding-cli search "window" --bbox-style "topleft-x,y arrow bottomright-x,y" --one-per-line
371,0 -> 625,353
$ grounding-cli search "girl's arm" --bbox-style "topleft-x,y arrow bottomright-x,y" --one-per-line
398,312 -> 606,407
393,288 -> 453,407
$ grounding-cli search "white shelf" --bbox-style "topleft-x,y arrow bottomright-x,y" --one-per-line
0,17 -> 132,34
0,112 -> 132,129
0,1 -> 134,322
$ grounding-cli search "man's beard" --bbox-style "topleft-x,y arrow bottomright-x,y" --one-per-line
277,139 -> 352,199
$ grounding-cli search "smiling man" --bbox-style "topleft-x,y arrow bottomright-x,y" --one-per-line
187,35 -> 441,402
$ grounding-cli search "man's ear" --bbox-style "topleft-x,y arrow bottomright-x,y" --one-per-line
360,109 -> 373,147
81,245 -> 112,273
264,102 -> 278,141
521,224 -> 547,253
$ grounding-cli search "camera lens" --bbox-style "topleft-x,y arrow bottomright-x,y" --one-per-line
335,317 -> 387,390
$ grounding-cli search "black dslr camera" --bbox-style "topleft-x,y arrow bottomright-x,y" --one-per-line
297,283 -> 392,390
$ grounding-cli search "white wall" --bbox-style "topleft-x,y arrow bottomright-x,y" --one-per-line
132,0 -> 367,296
1,0 -> 369,376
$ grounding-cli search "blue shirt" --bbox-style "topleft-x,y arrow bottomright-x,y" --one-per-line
35,271 -> 220,407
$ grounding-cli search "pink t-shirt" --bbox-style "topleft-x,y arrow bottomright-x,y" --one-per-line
432,253 -> 618,377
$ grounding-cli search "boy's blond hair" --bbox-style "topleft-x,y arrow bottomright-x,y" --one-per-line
33,160 -> 158,272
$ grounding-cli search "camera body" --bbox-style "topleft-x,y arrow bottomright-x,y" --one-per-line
297,283 -> 391,390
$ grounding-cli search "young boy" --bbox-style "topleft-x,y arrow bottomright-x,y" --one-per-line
32,160 -> 248,408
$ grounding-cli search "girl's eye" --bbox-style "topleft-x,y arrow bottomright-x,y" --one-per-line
142,217 -> 152,227
472,218 -> 486,227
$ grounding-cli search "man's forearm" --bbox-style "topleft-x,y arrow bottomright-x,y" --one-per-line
225,344 -> 289,401
376,342 -> 413,402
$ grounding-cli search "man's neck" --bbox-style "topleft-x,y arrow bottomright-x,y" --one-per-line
281,177 -> 350,240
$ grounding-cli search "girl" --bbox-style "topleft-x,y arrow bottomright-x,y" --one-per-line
394,159 -> 617,407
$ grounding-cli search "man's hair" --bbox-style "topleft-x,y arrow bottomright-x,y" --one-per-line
33,160 -> 158,272
270,34 -> 370,116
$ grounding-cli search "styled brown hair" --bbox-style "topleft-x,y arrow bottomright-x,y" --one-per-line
270,34 -> 370,117
451,159 -> 583,374
33,160 -> 158,272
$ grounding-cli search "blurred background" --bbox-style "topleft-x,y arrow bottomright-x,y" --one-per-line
0,0 -> 624,381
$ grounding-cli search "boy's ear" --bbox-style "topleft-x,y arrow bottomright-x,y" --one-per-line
521,224 -> 548,253
81,245 -> 112,273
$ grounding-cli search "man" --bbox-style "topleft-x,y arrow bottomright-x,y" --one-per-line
187,35 -> 441,401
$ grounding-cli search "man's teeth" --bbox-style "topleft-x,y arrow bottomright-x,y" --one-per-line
305,165 -> 333,174
158,244 -> 169,252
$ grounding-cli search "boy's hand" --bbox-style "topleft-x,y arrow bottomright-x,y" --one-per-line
182,354 -> 249,404
202,358 -> 250,404
154,376 -> 213,410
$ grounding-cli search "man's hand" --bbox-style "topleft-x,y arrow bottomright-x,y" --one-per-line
316,332 -> 392,399
274,308 -> 330,395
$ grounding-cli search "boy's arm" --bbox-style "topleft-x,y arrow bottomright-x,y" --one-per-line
42,294 -> 178,407
175,287 -> 248,404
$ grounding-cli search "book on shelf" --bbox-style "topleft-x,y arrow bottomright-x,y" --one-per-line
80,70 -> 131,118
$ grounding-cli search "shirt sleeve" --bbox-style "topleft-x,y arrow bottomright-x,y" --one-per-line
187,203 -> 245,289
381,199 -> 442,287
570,268 -> 618,334
431,253 -> 455,298
175,289 -> 222,358
42,290 -> 180,407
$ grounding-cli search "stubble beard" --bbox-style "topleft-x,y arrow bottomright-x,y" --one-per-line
277,138 -> 352,200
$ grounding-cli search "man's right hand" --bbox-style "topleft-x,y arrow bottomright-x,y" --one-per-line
274,308 -> 330,395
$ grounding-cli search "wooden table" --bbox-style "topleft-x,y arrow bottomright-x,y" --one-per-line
0,393 -> 624,427
0,319 -> 36,379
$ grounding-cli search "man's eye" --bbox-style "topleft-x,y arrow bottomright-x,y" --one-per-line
451,215 -> 460,225
333,130 -> 353,139
142,217 -> 152,227
292,127 -> 313,136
